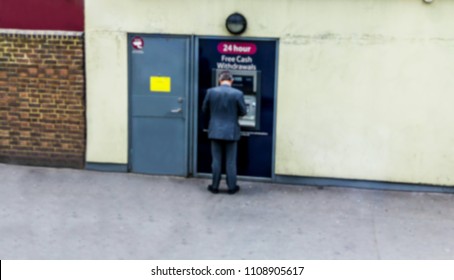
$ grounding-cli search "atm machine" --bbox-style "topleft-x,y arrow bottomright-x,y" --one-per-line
212,69 -> 261,130
197,38 -> 276,178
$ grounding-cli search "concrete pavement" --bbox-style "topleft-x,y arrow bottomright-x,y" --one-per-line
1,163 -> 454,259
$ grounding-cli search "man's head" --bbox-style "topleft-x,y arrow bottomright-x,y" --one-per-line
218,71 -> 234,85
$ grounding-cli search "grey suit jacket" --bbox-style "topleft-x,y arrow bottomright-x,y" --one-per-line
202,84 -> 247,141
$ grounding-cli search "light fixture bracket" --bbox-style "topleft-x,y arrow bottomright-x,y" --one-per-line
226,13 -> 247,35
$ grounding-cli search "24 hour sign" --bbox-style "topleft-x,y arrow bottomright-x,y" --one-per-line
217,42 -> 257,55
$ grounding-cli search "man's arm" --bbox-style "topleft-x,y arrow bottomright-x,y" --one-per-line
202,90 -> 211,114
238,93 -> 247,117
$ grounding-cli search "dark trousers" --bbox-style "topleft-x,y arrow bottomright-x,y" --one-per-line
210,139 -> 238,190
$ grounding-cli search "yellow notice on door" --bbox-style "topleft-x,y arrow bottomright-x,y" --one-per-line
150,76 -> 171,93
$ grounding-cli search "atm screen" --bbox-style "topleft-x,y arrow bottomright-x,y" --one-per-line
232,75 -> 254,94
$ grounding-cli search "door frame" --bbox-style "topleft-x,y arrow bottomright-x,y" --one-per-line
192,36 -> 279,181
127,33 -> 194,176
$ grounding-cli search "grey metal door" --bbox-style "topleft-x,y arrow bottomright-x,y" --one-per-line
129,35 -> 190,175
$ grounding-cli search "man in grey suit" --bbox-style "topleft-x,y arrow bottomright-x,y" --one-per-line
202,70 -> 247,194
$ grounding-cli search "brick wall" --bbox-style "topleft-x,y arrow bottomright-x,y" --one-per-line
0,30 -> 85,168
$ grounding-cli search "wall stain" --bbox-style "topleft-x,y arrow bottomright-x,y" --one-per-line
282,33 -> 454,46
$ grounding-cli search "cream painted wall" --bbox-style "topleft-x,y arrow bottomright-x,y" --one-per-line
85,30 -> 128,163
275,1 -> 454,185
86,0 -> 454,185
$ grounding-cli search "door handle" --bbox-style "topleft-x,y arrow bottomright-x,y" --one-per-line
171,108 -> 182,113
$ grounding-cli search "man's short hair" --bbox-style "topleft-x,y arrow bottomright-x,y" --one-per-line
218,71 -> 233,82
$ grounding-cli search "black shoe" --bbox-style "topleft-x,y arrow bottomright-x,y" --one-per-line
228,186 -> 240,195
207,185 -> 219,194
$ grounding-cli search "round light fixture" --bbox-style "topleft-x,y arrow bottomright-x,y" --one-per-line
226,13 -> 247,35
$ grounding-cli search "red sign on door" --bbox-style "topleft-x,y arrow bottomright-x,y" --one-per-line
131,36 -> 144,50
